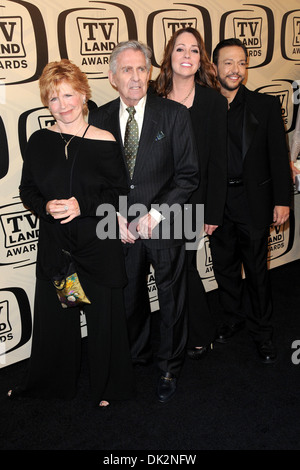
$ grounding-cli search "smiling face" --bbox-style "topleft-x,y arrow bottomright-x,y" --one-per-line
48,80 -> 85,127
214,45 -> 247,98
171,31 -> 200,79
109,49 -> 150,107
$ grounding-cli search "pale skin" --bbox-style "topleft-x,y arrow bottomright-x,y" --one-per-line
213,45 -> 289,227
46,80 -> 115,227
109,49 -> 160,243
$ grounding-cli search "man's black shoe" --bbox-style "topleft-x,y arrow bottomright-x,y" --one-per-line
187,344 -> 212,360
156,372 -> 177,403
256,340 -> 277,364
215,321 -> 245,343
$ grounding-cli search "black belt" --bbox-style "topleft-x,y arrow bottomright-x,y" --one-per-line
228,178 -> 243,186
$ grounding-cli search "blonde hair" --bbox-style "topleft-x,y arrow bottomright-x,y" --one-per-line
39,59 -> 91,116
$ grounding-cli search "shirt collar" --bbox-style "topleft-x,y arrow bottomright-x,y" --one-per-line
229,84 -> 245,109
120,95 -> 147,117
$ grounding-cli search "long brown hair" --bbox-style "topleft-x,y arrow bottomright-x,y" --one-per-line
154,27 -> 220,97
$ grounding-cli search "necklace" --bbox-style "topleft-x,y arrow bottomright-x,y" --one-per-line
168,84 -> 195,105
179,84 -> 195,104
58,123 -> 86,159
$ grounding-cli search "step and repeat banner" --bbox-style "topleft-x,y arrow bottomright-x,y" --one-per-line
1,0 -> 300,367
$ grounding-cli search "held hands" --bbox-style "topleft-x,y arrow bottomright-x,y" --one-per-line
273,205 -> 289,227
137,213 -> 159,239
46,197 -> 80,224
118,212 -> 159,244
117,214 -> 137,244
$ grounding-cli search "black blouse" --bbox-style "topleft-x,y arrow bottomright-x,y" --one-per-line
20,129 -> 128,287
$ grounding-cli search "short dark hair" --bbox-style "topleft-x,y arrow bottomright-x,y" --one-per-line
212,38 -> 248,65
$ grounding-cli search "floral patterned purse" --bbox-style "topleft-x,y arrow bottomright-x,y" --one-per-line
52,250 -> 91,309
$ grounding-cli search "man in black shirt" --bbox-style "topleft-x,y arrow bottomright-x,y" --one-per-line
210,38 -> 291,363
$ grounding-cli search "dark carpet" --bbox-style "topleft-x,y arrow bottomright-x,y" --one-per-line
1,260 -> 299,456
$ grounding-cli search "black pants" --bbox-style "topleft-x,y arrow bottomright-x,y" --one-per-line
18,276 -> 134,405
123,242 -> 187,376
186,248 -> 216,347
210,186 -> 273,343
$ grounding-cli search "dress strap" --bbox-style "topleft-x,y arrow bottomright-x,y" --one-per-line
82,124 -> 90,138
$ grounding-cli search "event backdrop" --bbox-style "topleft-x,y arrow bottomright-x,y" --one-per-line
1,0 -> 300,367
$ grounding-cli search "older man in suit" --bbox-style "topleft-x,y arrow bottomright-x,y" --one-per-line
210,38 -> 291,363
89,40 -> 199,402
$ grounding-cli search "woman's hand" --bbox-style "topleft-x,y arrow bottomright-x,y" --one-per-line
46,197 -> 80,223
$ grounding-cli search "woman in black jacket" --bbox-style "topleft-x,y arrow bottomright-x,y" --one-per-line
154,28 -> 228,358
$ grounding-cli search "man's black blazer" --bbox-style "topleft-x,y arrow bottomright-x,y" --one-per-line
89,90 -> 199,247
239,85 -> 291,229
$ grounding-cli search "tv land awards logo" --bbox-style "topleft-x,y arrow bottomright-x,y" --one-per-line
256,79 -> 300,133
281,9 -> 300,63
0,0 -> 48,85
57,2 -> 137,79
220,3 -> 274,68
146,3 -> 212,68
0,202 -> 39,267
0,287 -> 32,363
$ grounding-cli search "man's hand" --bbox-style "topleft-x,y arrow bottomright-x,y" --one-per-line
273,206 -> 290,226
117,214 -> 137,244
204,224 -> 218,236
290,161 -> 300,183
137,213 -> 159,239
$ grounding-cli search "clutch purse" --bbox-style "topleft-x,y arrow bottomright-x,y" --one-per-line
52,251 -> 91,309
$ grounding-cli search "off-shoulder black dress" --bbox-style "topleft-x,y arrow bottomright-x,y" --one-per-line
13,128 -> 134,405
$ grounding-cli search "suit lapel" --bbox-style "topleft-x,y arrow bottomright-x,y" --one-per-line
242,88 -> 259,160
132,97 -> 159,180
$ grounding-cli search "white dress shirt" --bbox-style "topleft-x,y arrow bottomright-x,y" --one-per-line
119,95 -> 146,143
119,95 -> 163,224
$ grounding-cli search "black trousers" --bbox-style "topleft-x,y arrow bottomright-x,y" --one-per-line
210,186 -> 273,343
186,248 -> 216,347
123,241 -> 187,376
17,276 -> 134,405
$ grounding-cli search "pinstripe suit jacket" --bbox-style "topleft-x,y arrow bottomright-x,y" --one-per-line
89,90 -> 199,247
